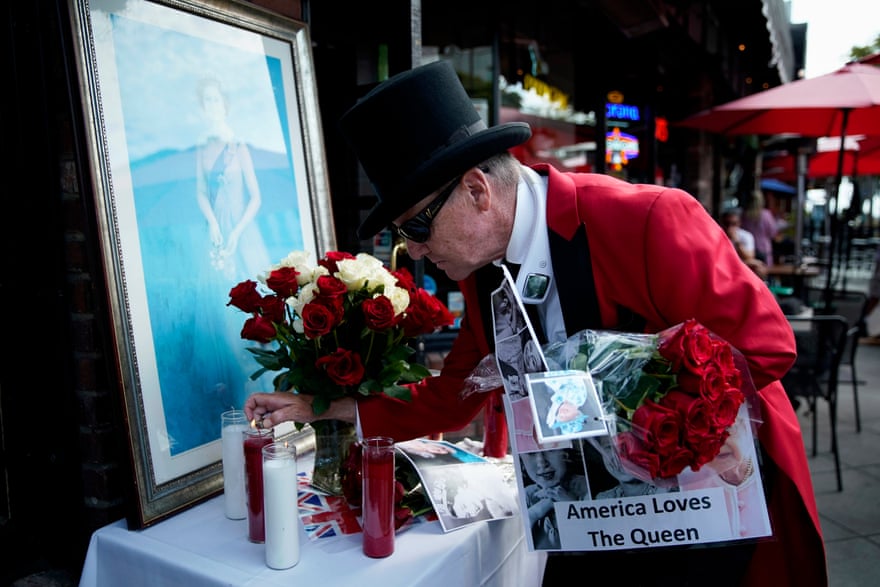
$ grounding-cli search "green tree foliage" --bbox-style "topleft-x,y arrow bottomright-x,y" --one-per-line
850,33 -> 880,61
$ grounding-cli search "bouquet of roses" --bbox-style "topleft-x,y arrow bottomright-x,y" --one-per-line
227,250 -> 454,416
542,319 -> 757,483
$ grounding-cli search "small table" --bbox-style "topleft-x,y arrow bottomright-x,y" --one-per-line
766,264 -> 821,301
79,464 -> 546,587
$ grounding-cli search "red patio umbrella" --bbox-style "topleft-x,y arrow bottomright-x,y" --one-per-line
677,63 -> 880,304
763,136 -> 880,181
678,63 -> 880,137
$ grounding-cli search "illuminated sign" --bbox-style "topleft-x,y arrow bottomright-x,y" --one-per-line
606,102 -> 640,122
606,127 -> 639,171
655,117 -> 669,142
523,74 -> 569,110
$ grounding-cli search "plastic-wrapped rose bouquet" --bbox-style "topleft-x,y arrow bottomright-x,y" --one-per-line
227,250 -> 454,416
542,319 -> 756,483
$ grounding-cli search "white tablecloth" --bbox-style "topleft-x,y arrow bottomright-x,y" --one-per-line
79,489 -> 546,587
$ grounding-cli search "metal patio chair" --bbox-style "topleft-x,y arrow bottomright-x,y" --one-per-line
783,314 -> 850,492
805,287 -> 869,432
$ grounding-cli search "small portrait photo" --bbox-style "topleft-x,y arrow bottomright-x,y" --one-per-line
492,281 -> 525,340
519,444 -> 590,549
527,370 -> 607,442
496,335 -> 527,399
522,337 -> 547,374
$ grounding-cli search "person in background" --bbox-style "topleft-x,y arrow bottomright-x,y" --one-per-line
245,61 -> 824,586
741,188 -> 780,267
720,207 -> 767,279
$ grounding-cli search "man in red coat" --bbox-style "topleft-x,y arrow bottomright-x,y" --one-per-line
246,61 -> 826,585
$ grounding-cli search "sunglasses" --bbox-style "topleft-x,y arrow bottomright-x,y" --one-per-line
392,176 -> 461,243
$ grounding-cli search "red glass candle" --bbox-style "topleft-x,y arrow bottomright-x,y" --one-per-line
243,426 -> 273,543
361,436 -> 395,558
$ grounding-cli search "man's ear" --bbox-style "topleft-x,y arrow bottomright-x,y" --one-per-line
461,167 -> 491,211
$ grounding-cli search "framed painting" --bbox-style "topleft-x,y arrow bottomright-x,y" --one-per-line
68,0 -> 336,527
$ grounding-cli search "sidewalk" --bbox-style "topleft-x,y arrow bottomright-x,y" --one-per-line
796,268 -> 880,585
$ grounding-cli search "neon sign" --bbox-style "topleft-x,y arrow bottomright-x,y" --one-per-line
606,127 -> 639,171
606,102 -> 641,122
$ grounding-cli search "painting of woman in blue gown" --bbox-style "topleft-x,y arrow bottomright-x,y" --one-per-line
110,14 -> 312,456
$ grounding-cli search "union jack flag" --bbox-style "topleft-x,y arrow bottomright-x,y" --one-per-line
298,472 -> 362,540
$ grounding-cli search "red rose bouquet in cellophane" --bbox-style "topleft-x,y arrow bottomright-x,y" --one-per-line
227,250 -> 454,415
542,319 -> 759,485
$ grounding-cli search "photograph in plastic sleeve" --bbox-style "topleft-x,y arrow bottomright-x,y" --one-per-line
491,266 -> 564,453
497,312 -> 773,551
491,279 -> 527,341
396,443 -> 519,532
526,370 -> 608,443
513,404 -> 772,552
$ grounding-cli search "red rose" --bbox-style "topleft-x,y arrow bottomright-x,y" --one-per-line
658,319 -> 714,371
689,431 -> 729,469
713,388 -> 745,429
260,294 -> 287,323
315,275 -> 347,300
657,446 -> 695,478
424,292 -> 455,328
227,280 -> 262,313
402,289 -> 454,336
318,251 -> 356,274
362,296 -> 399,331
301,302 -> 337,338
676,364 -> 726,404
663,391 -> 714,444
392,267 -> 417,294
631,400 -> 682,456
265,266 -> 300,297
240,315 -> 276,343
315,348 -> 365,386
615,431 -> 661,479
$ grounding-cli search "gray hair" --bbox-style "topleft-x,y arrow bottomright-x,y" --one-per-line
480,152 -> 521,190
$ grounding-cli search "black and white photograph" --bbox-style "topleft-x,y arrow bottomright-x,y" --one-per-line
397,441 -> 519,532
518,444 -> 590,549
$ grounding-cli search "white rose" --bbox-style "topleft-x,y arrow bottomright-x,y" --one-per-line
384,286 -> 411,316
336,254 -> 380,291
289,282 -> 319,316
303,265 -> 329,286
280,250 -> 312,269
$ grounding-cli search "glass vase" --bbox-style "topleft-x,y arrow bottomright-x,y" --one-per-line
310,419 -> 358,495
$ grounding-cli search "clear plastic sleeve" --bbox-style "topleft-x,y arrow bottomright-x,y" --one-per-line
542,319 -> 760,485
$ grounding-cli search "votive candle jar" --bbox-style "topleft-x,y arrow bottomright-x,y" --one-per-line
220,409 -> 248,520
262,442 -> 300,569
243,425 -> 274,543
361,436 -> 396,558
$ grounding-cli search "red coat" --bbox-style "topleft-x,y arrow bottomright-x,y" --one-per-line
359,164 -> 826,585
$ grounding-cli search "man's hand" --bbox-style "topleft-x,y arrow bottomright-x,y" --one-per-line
244,392 -> 357,429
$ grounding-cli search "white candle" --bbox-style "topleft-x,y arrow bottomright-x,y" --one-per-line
220,410 -> 248,520
263,443 -> 300,570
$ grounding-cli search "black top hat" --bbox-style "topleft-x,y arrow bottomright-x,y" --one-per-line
339,61 -> 531,240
